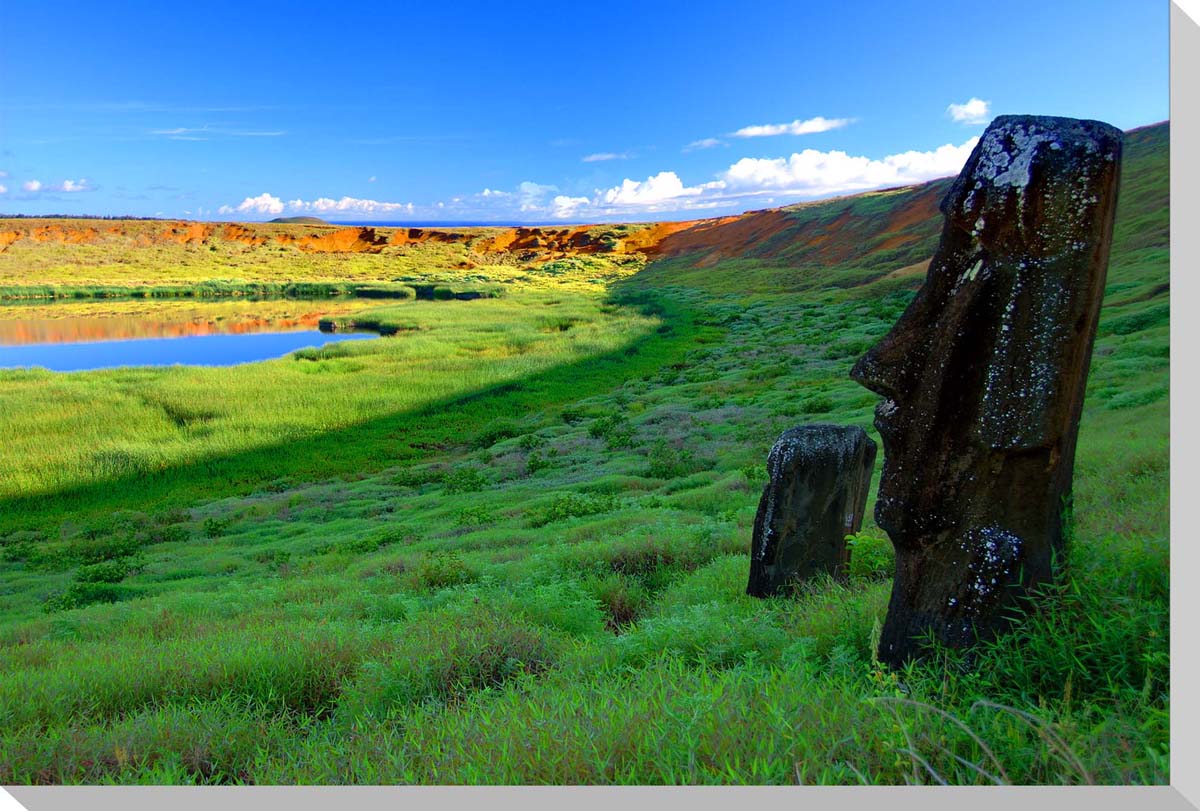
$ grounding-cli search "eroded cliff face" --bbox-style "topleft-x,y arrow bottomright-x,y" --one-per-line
0,219 -> 670,259
0,175 -> 953,269
0,221 -> 398,254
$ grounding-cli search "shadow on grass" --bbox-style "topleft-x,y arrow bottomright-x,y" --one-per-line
0,286 -> 719,533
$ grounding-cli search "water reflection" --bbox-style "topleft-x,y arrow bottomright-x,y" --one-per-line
0,298 -> 373,345
0,298 -> 383,372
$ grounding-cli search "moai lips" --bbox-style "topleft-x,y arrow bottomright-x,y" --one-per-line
747,424 -> 876,597
850,116 -> 1123,667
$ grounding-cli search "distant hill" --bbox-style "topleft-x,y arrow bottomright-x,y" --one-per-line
0,121 -> 1166,274
268,216 -> 330,225
637,120 -> 1168,296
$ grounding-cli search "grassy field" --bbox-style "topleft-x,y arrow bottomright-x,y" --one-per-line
0,124 -> 1168,785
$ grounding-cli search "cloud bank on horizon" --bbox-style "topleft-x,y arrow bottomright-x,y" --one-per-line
219,193 -> 415,217
213,121 -> 983,223
1,177 -> 96,197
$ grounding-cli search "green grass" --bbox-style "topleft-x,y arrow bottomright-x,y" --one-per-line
0,124 -> 1169,785
0,289 -> 708,526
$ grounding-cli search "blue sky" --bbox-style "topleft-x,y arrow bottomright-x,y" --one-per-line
0,0 -> 1168,224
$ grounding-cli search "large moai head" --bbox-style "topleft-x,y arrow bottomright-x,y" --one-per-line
850,116 -> 1123,665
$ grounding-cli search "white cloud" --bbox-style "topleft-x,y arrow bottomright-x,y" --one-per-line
298,196 -> 413,215
0,170 -> 7,178
219,192 -> 285,216
684,138 -> 724,152
582,152 -> 629,162
720,138 -> 979,198
218,192 -> 414,218
947,98 -> 991,125
551,195 -> 590,218
11,177 -> 97,195
598,171 -> 707,207
732,116 -> 852,138
517,181 -> 558,211
368,176 -> 376,183
536,136 -> 976,220
0,184 -> 6,194
150,126 -> 286,140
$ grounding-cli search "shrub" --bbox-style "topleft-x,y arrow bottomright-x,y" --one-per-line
474,419 -> 523,449
409,551 -> 476,590
43,582 -> 134,613
251,549 -> 292,566
560,406 -> 589,424
336,529 -> 405,555
645,440 -> 698,479
154,508 -> 191,526
1104,386 -> 1168,410
391,467 -> 444,489
76,558 -> 139,584
588,414 -> 635,449
72,534 -> 143,566
531,492 -> 617,527
518,433 -> 547,451
0,531 -> 42,565
525,451 -> 550,475
455,506 -> 493,527
799,395 -> 836,414
846,531 -> 895,580
443,467 -> 487,494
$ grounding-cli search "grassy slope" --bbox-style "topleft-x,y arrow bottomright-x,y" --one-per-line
0,292 -> 668,507
0,124 -> 1168,785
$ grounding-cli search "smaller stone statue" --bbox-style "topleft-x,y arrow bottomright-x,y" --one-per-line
747,424 -> 877,597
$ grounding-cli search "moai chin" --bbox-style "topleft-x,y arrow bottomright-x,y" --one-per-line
747,424 -> 876,597
850,115 -> 1123,667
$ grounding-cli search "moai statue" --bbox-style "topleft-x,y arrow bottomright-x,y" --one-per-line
747,424 -> 876,597
850,115 -> 1123,666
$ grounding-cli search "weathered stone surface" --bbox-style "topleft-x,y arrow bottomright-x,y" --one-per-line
747,424 -> 876,597
850,115 -> 1123,667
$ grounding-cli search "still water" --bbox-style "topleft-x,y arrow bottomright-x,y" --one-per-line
0,299 -> 382,372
